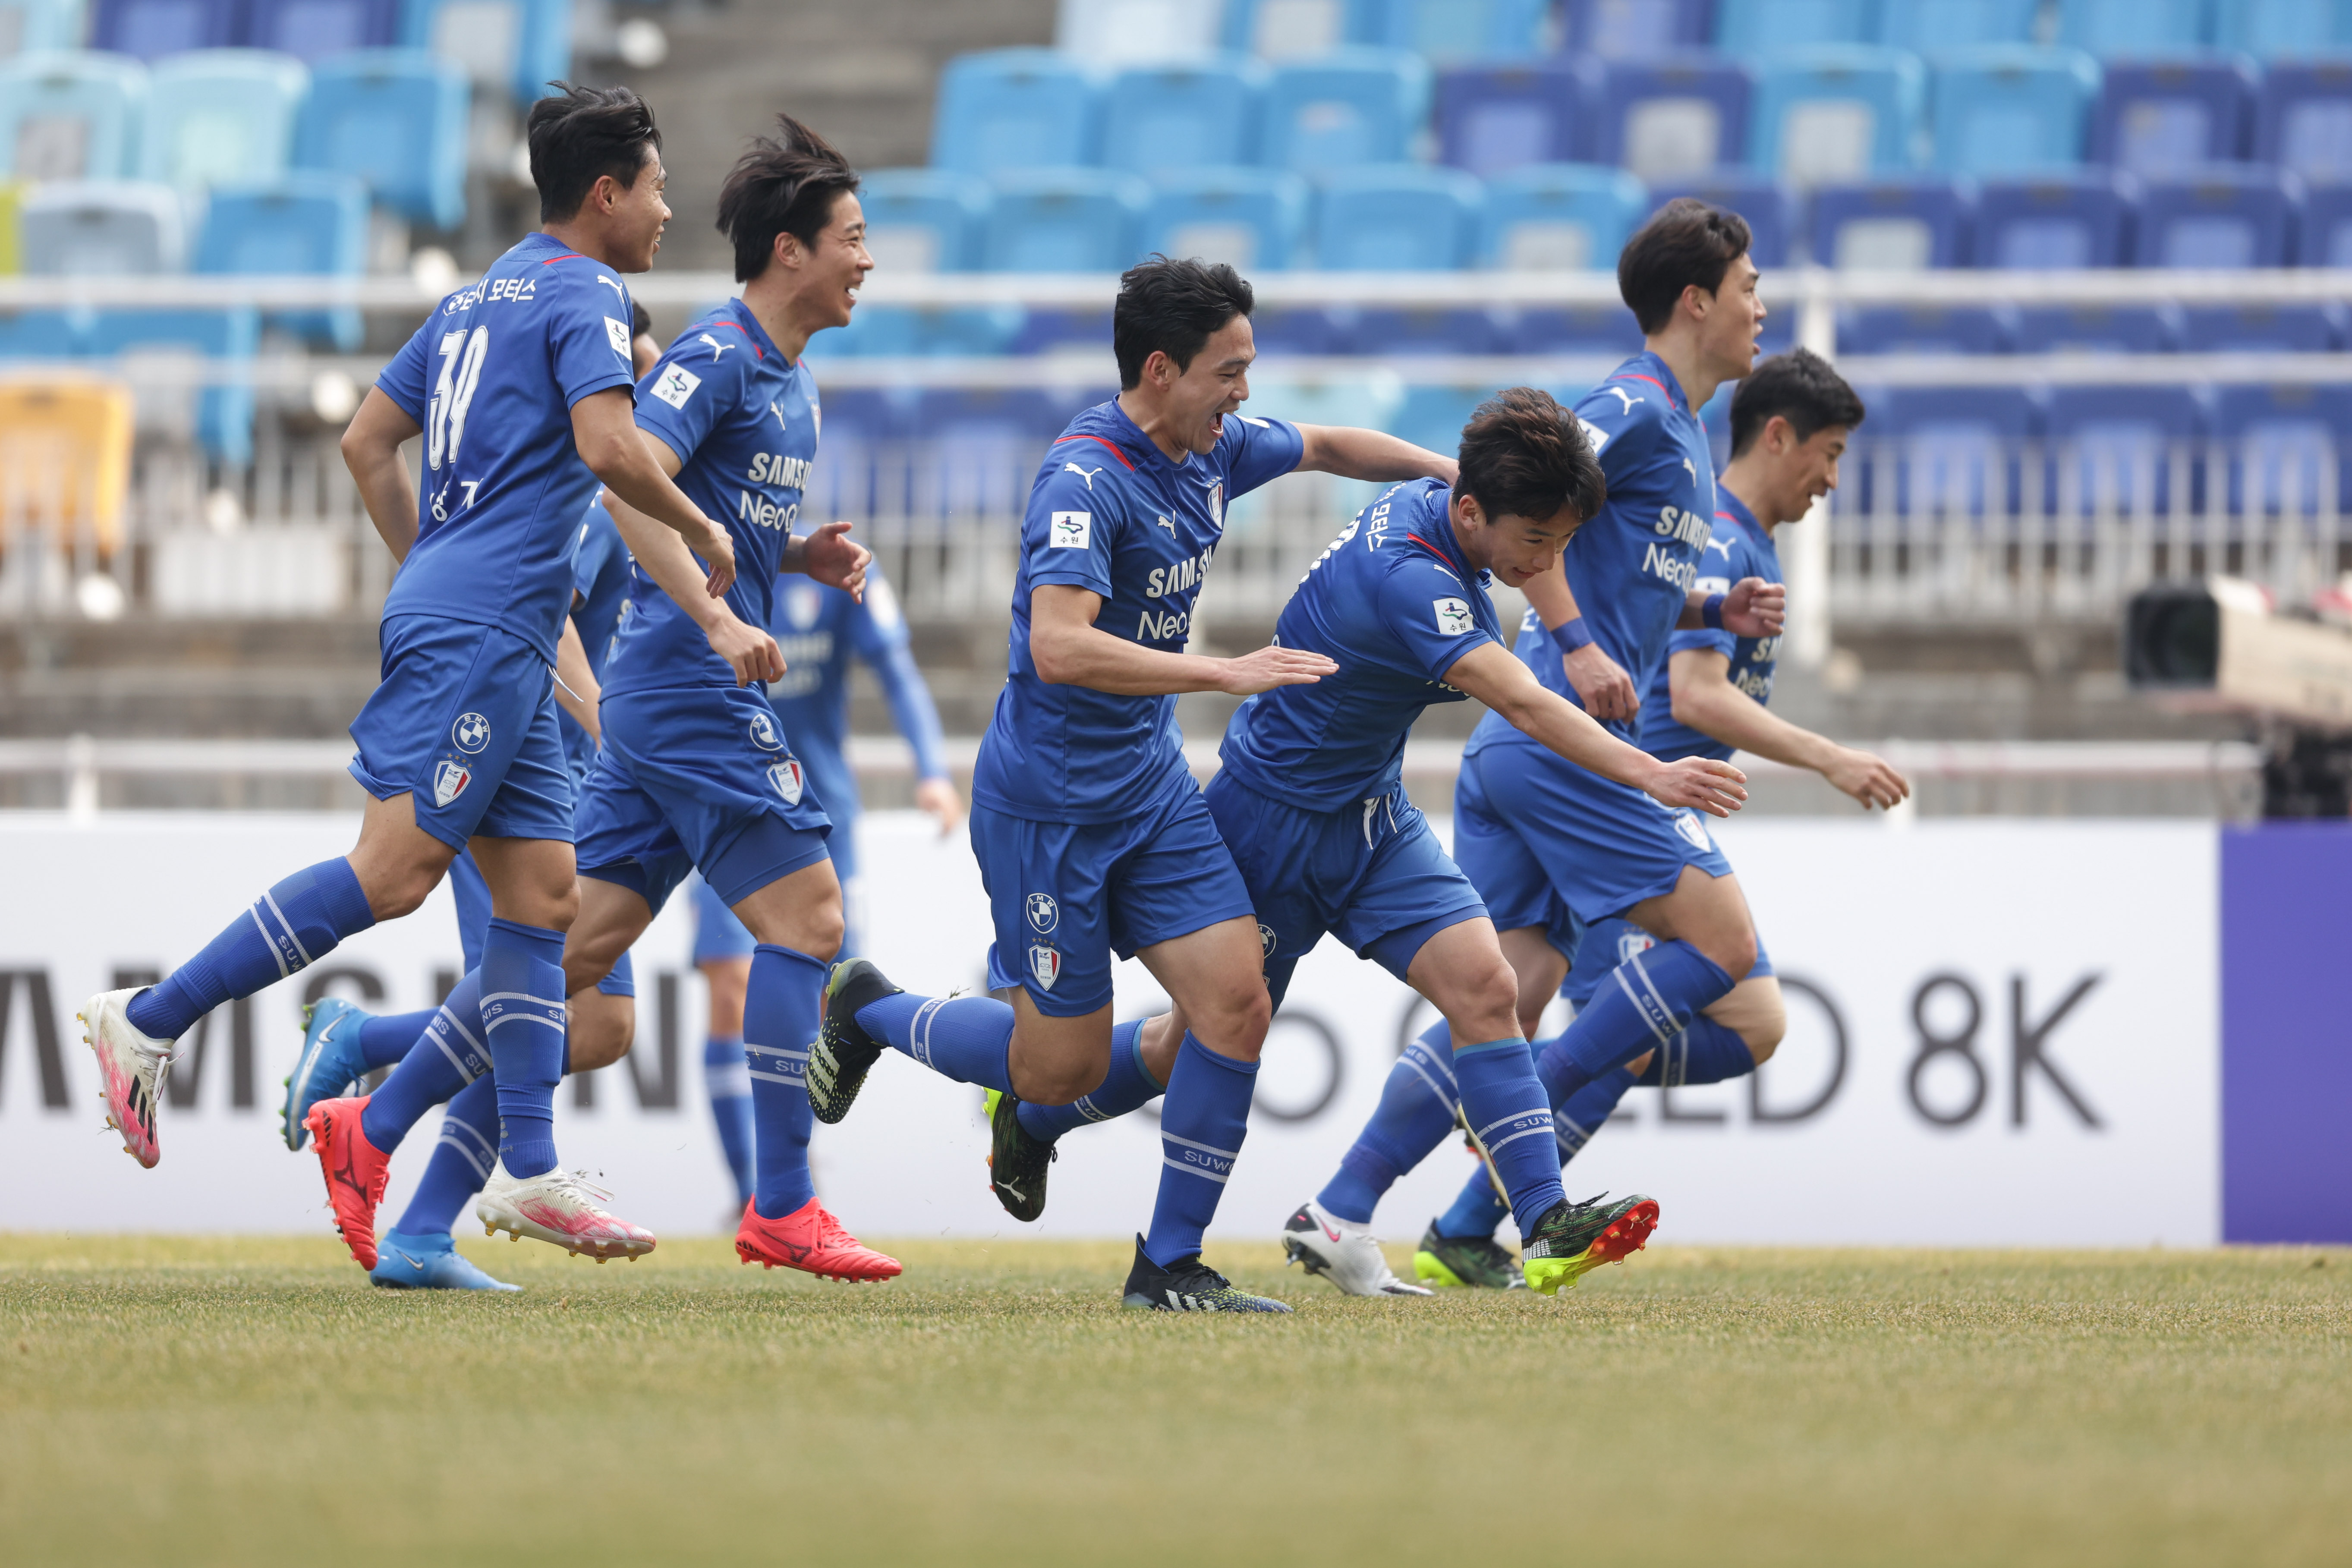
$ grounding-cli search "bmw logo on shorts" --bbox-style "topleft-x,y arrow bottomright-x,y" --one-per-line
1025,893 -> 1058,934
1258,923 -> 1276,957
451,712 -> 491,754
748,710 -> 782,750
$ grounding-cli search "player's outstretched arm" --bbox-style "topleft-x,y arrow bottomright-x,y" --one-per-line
1030,584 -> 1336,697
570,388 -> 737,596
783,520 -> 869,601
1521,566 -> 1639,722
551,617 -> 601,744
1667,648 -> 1909,810
1444,641 -> 1747,817
338,387 -> 424,564
605,477 -> 784,689
1675,574 -> 1785,636
1294,424 -> 1459,488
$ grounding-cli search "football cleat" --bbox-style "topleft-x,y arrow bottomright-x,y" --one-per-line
79,987 -> 176,1168
305,1095 -> 393,1269
734,1196 -> 901,1282
476,1164 -> 657,1261
983,1086 -> 1055,1223
1122,1235 -> 1292,1313
1281,1199 -> 1432,1296
807,958 -> 901,1124
281,995 -> 372,1152
369,1229 -> 522,1292
1412,1222 -> 1526,1290
1520,1192 -> 1660,1297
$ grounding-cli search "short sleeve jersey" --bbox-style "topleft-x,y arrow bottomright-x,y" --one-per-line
373,231 -> 639,662
971,398 -> 1303,824
1218,479 -> 1501,812
766,567 -> 947,780
599,300 -> 819,698
1637,489 -> 1782,765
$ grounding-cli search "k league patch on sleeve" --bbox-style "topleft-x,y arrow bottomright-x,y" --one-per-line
651,363 -> 700,410
605,316 -> 632,360
1049,511 -> 1091,549
1433,596 -> 1475,635
1577,416 -> 1610,453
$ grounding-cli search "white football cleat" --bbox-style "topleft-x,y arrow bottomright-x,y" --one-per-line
476,1164 -> 657,1261
1280,1197 -> 1433,1296
79,987 -> 177,1168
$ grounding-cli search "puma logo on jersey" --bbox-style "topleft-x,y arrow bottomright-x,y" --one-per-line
596,276 -> 625,301
700,333 -> 734,360
769,401 -> 788,433
1705,535 -> 1735,558
1063,462 -> 1105,490
1605,386 -> 1644,415
1155,515 -> 1176,535
1681,457 -> 1698,485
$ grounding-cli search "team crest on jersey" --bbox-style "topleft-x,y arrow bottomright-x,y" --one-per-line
1027,944 -> 1061,992
748,710 -> 782,750
432,760 -> 471,808
1672,810 -> 1713,853
651,364 -> 700,410
451,712 -> 491,753
768,759 -> 804,805
1025,893 -> 1058,934
1049,511 -> 1091,549
605,317 -> 631,360
1258,923 -> 1276,957
1208,481 -> 1224,526
1432,597 -> 1475,635
784,582 -> 822,630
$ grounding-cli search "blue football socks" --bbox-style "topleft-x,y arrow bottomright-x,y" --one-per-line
745,944 -> 824,1220
357,1009 -> 439,1072
1143,1033 -> 1257,1268
127,858 -> 375,1040
359,971 -> 490,1153
1316,1022 -> 1460,1225
1557,1064 -> 1640,1159
1434,1172 -> 1511,1242
1016,1018 -> 1159,1142
1637,1014 -> 1756,1087
1536,940 -> 1734,1108
1452,1037 -> 1566,1236
392,1075 -> 500,1237
482,918 -> 568,1179
854,992 -> 1015,1094
703,1030 -> 756,1209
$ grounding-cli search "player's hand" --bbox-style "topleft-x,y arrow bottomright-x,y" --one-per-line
1641,756 -> 1747,818
704,611 -> 784,687
690,516 -> 737,598
1216,645 -> 1339,696
1563,642 -> 1640,722
1824,746 -> 1910,811
1722,576 -> 1785,639
914,775 -> 963,838
801,520 -> 870,601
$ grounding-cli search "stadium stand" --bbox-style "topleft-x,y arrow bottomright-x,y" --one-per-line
2055,0 -> 2212,54
0,0 -> 88,57
2132,165 -> 2302,269
857,167 -> 987,273
1356,0 -> 1550,62
1260,47 -> 1428,175
1929,47 -> 2101,177
2010,303 -> 2180,353
930,48 -> 1097,176
19,177 -> 180,269
1219,0 -> 1353,60
1314,162 -> 1479,268
2176,302 -> 2344,353
1433,60 -> 1577,177
1585,53 -> 1751,185
90,0 -> 234,61
240,0 -> 399,61
135,48 -> 306,193
2212,383 -> 2352,516
194,170 -> 367,348
2216,0 -> 2352,52
1478,161 -> 1646,269
1099,57 -> 1266,174
292,48 -> 466,229
1972,171 -> 2135,268
398,0 -> 566,105
1861,385 -> 2040,517
2091,57 -> 2255,176
0,377 -> 131,552
1140,165 -> 1309,269
1838,303 -> 2014,353
1750,45 -> 1924,187
2253,61 -> 2352,186
85,302 -> 255,463
0,50 -> 144,180
2296,181 -> 2352,265
977,167 -> 1146,271
1810,176 -> 1973,269
1878,0 -> 2040,50
2044,384 -> 2205,516
1714,0 -> 1877,54
1560,0 -> 1709,58
1650,171 -> 1793,266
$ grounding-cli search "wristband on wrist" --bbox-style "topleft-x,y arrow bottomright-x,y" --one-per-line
1701,593 -> 1726,630
1552,615 -> 1595,653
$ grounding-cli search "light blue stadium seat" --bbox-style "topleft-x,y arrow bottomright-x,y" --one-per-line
1099,57 -> 1266,176
2056,0 -> 2211,55
2254,61 -> 2352,186
2091,57 -> 2252,175
87,305 -> 258,463
929,49 -> 1099,176
195,171 -> 366,348
0,307 -> 82,353
1838,303 -> 2012,352
2134,166 -> 2301,267
2177,303 -> 2345,352
1389,384 -> 1486,457
0,51 -> 145,180
1861,385 -> 2039,516
1313,163 -> 1479,270
1260,48 -> 1429,176
293,49 -> 466,229
1563,0 -> 1710,59
1973,170 -> 2135,266
856,168 -> 986,273
1219,0 -> 1358,60
977,168 -> 1145,272
1751,46 -> 1924,186
1715,0 -> 1878,54
2216,0 -> 2352,52
20,179 -> 181,270
1586,53 -> 1753,185
1929,46 -> 2100,176
92,0 -> 234,60
1141,166 -> 1309,269
2045,386 -> 2204,515
399,0 -> 567,104
2296,180 -> 2352,264
2212,384 -> 2352,517
0,0 -> 86,57
1809,176 -> 1971,267
2009,302 -> 2179,351
1878,0 -> 2039,50
1435,61 -> 1577,177
1650,171 -> 1795,267
136,50 -> 307,195
1478,163 -> 1645,269
242,0 -> 399,61
1356,0 -> 1549,62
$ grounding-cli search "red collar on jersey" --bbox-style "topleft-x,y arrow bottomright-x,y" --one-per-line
1052,433 -> 1137,471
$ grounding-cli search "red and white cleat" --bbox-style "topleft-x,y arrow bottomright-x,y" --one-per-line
79,987 -> 177,1169
305,1095 -> 392,1269
476,1165 -> 656,1261
735,1196 -> 901,1282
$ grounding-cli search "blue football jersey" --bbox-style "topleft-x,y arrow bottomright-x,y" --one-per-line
557,499 -> 633,782
600,299 -> 819,697
971,398 -> 1303,824
374,231 -> 640,662
1637,488 -> 1782,765
768,566 -> 948,780
1218,479 -> 1501,812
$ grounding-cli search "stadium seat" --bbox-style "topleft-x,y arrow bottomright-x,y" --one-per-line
1479,163 -> 1646,269
241,0 -> 400,61
820,303 -> 1020,358
1929,47 -> 2101,177
1248,303 -> 1345,353
1751,46 -> 1924,187
917,387 -> 1080,518
1219,0 -> 1354,60
1330,302 -> 1499,355
2215,0 -> 2352,53
1878,0 -> 2039,50
0,0 -> 88,57
1502,300 -> 1642,353
2009,303 -> 2179,352
1973,171 -> 2135,267
1714,0 -> 1877,54
2056,0 -> 2211,54
1313,164 -> 1479,270
929,50 -> 1100,177
2253,61 -> 2352,186
1585,54 -> 1753,185
0,306 -> 83,353
399,0 -> 568,106
1140,165 -> 1308,269
136,50 -> 308,194
1099,58 -> 1266,176
1809,176 -> 1971,268
195,171 -> 367,348
2295,179 -> 2352,265
1561,0 -> 1710,59
86,304 -> 257,463
1837,303 -> 2012,353
1434,61 -> 1577,178
20,179 -> 181,271
1389,383 -> 1486,458
293,50 -> 466,229
2045,386 -> 2204,515
976,168 -> 1145,272
1357,0 -> 1550,62
2211,383 -> 2352,517
2091,57 -> 2253,176
1650,172 -> 1794,266
1861,385 -> 2039,516
1260,49 -> 1429,177
855,168 -> 987,274
0,51 -> 145,180
2134,166 -> 2301,268
0,378 -> 132,555
91,0 -> 235,60
1005,304 -> 1111,357
1052,0 -> 1220,65
2176,302 -> 2345,353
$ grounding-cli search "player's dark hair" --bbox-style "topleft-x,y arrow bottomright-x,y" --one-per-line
1729,347 -> 1866,458
1455,386 -> 1607,526
717,113 -> 862,284
1112,256 -> 1254,390
630,299 -> 652,339
1617,197 -> 1752,335
528,82 -> 661,223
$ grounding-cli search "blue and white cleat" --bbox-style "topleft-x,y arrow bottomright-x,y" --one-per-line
368,1230 -> 523,1292
280,996 -> 372,1152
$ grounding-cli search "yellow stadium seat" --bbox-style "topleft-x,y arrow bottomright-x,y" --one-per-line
0,378 -> 134,557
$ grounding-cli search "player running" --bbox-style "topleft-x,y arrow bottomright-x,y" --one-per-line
79,85 -> 723,1266
805,256 -> 1461,1311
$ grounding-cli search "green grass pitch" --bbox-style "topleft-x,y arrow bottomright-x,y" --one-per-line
4,1234 -> 2348,1566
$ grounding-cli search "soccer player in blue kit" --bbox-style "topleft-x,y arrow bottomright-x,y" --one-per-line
78,86 -> 733,1270
806,257 -> 1471,1310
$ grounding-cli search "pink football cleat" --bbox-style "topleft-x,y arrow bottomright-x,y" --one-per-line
476,1165 -> 656,1261
735,1196 -> 901,1282
79,987 -> 177,1168
306,1095 -> 392,1269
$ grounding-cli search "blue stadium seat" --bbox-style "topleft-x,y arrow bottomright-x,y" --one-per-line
1879,0 -> 2039,50
1099,57 -> 1266,176
1479,163 -> 1645,269
92,0 -> 234,60
1973,170 -> 2135,266
1562,0 -> 1710,59
242,0 -> 399,61
2091,57 -> 2253,175
137,50 -> 308,194
1261,49 -> 1429,176
1586,54 -> 1753,185
1650,172 -> 1795,266
2056,0 -> 2212,55
1861,385 -> 2039,516
2211,384 -> 2352,517
1715,0 -> 1877,54
1809,176 -> 1971,267
1838,304 -> 2012,352
1389,384 -> 1486,459
929,50 -> 1099,177
855,168 -> 987,274
0,51 -> 145,180
195,171 -> 366,348
1435,61 -> 1578,177
1929,47 -> 2100,176
0,308 -> 82,354
2295,179 -> 2352,264
1358,0 -> 1550,61
1313,163 -> 1480,270
1220,0 -> 1357,60
1502,301 -> 1643,353
915,387 -> 1080,519
977,168 -> 1146,272
1141,166 -> 1309,270
0,0 -> 88,57
2133,166 -> 2301,267
2009,303 -> 2179,351
820,304 -> 1020,358
2176,303 -> 2346,353
2254,61 -> 2352,186
1329,302 -> 1500,354
293,49 -> 466,229
1249,304 -> 1346,353
2216,0 -> 2352,53
1005,305 -> 1109,357
20,180 -> 182,271
2045,386 -> 2204,515
1751,46 -> 1924,186
87,305 -> 258,463
399,0 -> 567,105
